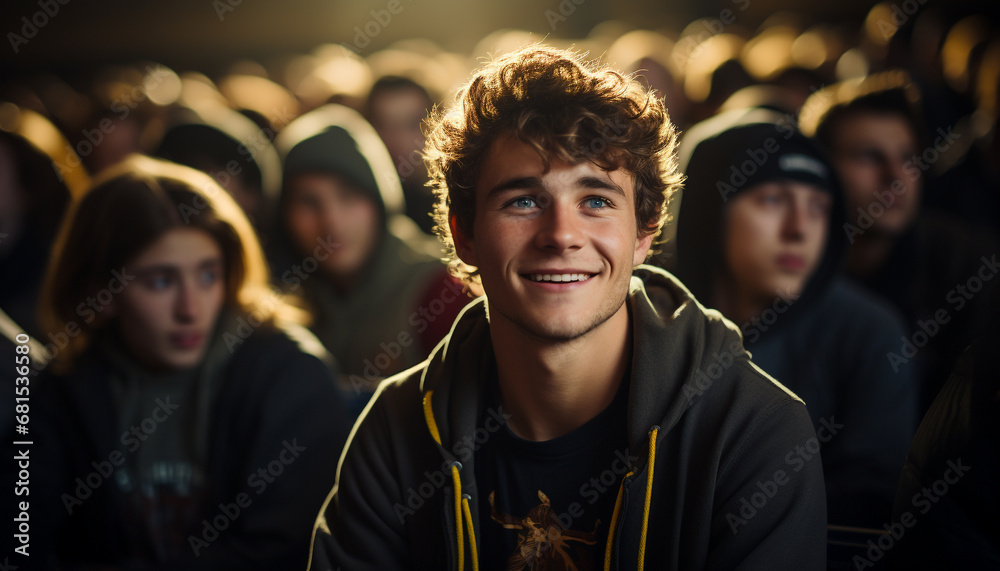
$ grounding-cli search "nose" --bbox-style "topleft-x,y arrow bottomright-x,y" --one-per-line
321,204 -> 343,237
884,155 -> 915,192
781,201 -> 807,242
174,280 -> 198,323
533,198 -> 585,253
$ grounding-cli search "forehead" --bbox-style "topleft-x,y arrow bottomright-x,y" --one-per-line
369,87 -> 430,116
475,135 -> 635,198
740,180 -> 829,196
286,172 -> 369,198
832,112 -> 918,150
133,228 -> 222,266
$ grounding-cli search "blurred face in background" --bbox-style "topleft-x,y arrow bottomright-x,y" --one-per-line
368,87 -> 432,181
828,112 -> 922,236
114,228 -> 226,370
723,181 -> 831,304
284,173 -> 381,283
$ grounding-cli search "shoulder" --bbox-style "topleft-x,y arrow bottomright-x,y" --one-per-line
223,323 -> 337,397
817,278 -> 907,334
230,322 -> 326,366
918,212 -> 998,272
358,361 -> 429,430
35,354 -> 109,404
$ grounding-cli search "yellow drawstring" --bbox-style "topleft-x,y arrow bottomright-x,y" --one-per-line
423,391 -> 479,571
423,390 -> 442,445
603,469 -> 633,571
462,494 -> 480,571
637,426 -> 659,571
603,425 -> 660,571
451,462 -> 464,571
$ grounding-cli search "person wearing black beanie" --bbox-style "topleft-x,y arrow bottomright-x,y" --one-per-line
673,107 -> 918,532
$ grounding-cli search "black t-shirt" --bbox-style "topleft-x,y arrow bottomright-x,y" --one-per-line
474,369 -> 631,571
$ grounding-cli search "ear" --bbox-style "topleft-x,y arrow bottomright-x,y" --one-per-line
450,214 -> 478,267
633,229 -> 655,267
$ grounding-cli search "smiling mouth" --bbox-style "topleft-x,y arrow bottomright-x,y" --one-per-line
524,273 -> 594,283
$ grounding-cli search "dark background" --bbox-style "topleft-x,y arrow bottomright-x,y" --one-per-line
2,0 -> 996,75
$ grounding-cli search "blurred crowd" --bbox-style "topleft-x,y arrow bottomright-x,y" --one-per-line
3,2 -> 1000,569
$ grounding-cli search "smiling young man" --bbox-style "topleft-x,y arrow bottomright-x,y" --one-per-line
309,46 -> 826,570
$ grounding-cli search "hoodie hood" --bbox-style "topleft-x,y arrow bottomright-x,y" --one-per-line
674,107 -> 847,337
306,265 -> 827,571
419,265 -> 748,468
156,104 -> 282,205
414,265 -> 769,570
275,103 -> 405,222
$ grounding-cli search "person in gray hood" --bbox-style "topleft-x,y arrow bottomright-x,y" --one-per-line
273,104 -> 466,416
309,45 -> 826,570
673,107 -> 918,530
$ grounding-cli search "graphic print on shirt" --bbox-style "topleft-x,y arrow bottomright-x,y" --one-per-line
489,490 -> 601,571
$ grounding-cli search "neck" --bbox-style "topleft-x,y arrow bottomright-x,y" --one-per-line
490,304 -> 631,442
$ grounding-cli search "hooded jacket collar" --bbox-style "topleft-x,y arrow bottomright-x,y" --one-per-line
419,264 -> 747,467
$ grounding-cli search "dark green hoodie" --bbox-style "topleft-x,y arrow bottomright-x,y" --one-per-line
274,105 -> 463,410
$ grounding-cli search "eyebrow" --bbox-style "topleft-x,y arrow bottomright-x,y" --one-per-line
484,174 -> 626,199
485,176 -> 543,199
133,257 -> 223,276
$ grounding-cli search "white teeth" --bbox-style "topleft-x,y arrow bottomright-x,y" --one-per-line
529,273 -> 590,283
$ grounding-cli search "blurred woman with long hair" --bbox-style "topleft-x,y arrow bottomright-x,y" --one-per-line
33,154 -> 349,569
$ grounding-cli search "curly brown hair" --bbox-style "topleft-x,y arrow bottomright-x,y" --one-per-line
424,45 -> 683,283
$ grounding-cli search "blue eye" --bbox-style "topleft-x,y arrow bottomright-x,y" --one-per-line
759,194 -> 782,205
200,269 -> 220,286
584,197 -> 610,209
147,275 -> 172,291
510,197 -> 537,209
810,198 -> 831,216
